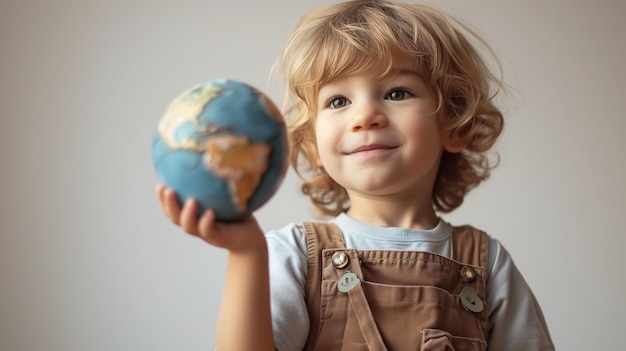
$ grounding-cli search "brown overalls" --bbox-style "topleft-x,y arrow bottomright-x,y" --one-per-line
302,222 -> 489,351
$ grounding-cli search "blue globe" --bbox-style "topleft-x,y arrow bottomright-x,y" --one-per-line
152,79 -> 289,221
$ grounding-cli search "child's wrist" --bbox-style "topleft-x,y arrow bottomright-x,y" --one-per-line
227,233 -> 268,257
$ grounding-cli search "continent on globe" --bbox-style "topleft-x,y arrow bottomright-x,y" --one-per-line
152,79 -> 288,221
204,134 -> 270,212
158,84 -> 224,151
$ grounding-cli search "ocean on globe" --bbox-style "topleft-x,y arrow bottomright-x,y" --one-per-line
152,79 -> 289,221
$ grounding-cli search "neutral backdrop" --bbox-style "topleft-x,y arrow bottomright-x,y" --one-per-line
1,0 -> 624,350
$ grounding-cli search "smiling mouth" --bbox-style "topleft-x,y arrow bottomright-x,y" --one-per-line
346,144 -> 397,156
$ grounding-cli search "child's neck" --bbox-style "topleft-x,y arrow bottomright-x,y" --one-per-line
346,196 -> 438,230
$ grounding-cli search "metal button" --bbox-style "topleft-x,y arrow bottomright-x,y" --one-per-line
460,286 -> 484,313
459,266 -> 477,283
332,251 -> 350,269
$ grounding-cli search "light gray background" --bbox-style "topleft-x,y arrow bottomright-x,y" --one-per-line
1,0 -> 624,350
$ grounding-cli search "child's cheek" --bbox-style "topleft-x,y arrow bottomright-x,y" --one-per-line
316,122 -> 332,138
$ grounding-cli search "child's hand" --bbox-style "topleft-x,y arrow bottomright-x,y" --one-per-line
155,184 -> 266,253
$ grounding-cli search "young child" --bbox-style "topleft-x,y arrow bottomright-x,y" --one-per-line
156,0 -> 554,350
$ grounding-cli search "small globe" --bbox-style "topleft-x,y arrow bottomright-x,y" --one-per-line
152,79 -> 289,221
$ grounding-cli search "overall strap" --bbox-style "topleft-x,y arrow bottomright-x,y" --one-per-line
341,250 -> 388,351
303,222 -> 345,350
450,225 -> 490,338
450,225 -> 489,268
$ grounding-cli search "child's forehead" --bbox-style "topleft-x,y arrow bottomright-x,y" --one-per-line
319,64 -> 424,87
321,67 -> 422,86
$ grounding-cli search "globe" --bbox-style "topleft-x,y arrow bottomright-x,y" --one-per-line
152,79 -> 289,221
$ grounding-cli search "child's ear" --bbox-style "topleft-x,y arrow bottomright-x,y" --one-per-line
314,156 -> 324,167
443,134 -> 468,153
310,148 -> 324,167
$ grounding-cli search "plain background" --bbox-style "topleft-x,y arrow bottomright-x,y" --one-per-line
1,0 -> 624,350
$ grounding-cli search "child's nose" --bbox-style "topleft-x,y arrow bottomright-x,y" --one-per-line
350,102 -> 387,132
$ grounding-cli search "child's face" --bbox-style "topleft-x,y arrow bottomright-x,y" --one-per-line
314,69 -> 445,200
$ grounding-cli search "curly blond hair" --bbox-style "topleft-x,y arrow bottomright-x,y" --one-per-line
275,0 -> 504,216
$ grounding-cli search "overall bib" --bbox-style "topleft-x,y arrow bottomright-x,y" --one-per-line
302,222 -> 489,351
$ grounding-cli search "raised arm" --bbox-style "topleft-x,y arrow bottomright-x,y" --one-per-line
156,185 -> 275,351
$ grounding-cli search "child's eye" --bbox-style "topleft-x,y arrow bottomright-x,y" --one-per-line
385,89 -> 412,101
328,96 -> 349,109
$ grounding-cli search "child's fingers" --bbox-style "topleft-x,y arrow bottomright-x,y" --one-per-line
179,198 -> 200,235
155,184 -> 166,208
161,188 -> 182,224
156,184 -> 176,222
197,209 -> 217,243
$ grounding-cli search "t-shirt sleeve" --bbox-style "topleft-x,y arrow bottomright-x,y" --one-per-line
486,238 -> 555,350
266,224 -> 310,351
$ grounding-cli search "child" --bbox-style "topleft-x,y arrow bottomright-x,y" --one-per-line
156,0 -> 554,350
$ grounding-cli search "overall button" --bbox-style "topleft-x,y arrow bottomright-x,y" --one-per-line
460,286 -> 484,313
338,272 -> 360,293
332,251 -> 350,269
460,266 -> 477,283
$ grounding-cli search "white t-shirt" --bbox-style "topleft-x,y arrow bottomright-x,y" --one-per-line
265,213 -> 554,351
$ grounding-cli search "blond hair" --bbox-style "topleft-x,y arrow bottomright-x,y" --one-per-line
275,0 -> 504,216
